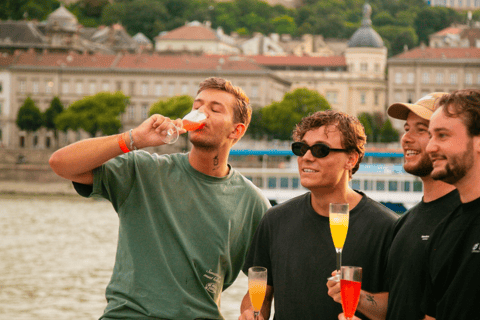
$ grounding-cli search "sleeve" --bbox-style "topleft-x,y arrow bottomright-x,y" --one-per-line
73,152 -> 138,212
242,212 -> 274,286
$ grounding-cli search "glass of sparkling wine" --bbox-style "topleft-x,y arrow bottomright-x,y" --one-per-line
248,266 -> 267,320
162,109 -> 207,144
329,203 -> 349,281
341,266 -> 362,320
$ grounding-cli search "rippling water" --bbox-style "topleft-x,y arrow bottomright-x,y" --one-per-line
0,197 -> 248,320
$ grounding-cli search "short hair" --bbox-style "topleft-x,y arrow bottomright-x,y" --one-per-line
292,110 -> 367,177
197,77 -> 252,129
436,89 -> 480,137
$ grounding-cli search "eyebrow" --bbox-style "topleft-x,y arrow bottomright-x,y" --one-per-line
194,98 -> 226,109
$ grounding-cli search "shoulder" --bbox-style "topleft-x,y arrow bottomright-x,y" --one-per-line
356,192 -> 399,223
263,193 -> 309,221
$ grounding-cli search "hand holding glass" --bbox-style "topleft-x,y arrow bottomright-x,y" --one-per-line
161,109 -> 207,144
340,266 -> 362,320
329,203 -> 349,281
248,266 -> 267,320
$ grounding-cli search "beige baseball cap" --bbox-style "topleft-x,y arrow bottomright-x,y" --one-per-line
388,92 -> 449,121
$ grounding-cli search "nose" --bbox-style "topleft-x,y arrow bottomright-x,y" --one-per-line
425,137 -> 437,155
301,149 -> 316,161
401,130 -> 413,145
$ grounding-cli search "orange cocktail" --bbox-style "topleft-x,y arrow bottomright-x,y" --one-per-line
248,279 -> 267,311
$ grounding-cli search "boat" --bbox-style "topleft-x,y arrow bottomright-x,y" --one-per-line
230,148 -> 422,213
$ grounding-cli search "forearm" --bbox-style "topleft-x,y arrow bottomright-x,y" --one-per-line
356,291 -> 388,320
49,133 -> 126,184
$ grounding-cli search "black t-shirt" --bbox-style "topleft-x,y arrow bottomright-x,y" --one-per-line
422,196 -> 480,320
385,190 -> 460,320
243,191 -> 398,320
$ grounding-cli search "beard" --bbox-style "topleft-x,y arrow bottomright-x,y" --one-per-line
404,153 -> 434,177
431,139 -> 474,184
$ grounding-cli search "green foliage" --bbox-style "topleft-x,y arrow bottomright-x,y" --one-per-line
16,97 -> 43,133
257,88 -> 331,141
414,6 -> 460,44
149,95 -> 194,119
271,15 -> 297,35
379,118 -> 399,143
55,92 -> 129,137
0,0 -> 60,21
358,112 -> 399,143
44,96 -> 64,138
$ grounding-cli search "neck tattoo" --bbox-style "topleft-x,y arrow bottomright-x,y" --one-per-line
213,155 -> 219,169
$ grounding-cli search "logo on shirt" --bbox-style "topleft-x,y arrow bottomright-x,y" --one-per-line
472,243 -> 480,253
421,235 -> 430,241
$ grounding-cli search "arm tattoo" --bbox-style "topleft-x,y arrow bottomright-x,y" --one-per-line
366,294 -> 377,307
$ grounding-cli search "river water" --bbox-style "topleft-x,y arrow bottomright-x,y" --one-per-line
0,197 -> 248,320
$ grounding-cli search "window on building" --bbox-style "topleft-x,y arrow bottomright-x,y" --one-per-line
102,82 -> 109,91
404,181 -> 411,192
292,177 -> 299,189
407,73 -> 414,84
20,80 -> 26,93
251,85 -> 259,98
351,180 -> 361,189
268,177 -> 277,189
374,93 -> 379,106
45,80 -> 53,93
413,181 -> 423,192
141,104 -> 148,119
465,73 -> 473,85
326,91 -> 338,104
388,181 -> 398,192
76,82 -> 83,95
0,82 -> 2,93
407,92 -> 415,103
33,81 -> 39,94
128,105 -> 135,121
394,92 -> 402,102
395,73 -> 402,84
89,82 -> 96,94
129,82 -> 135,95
46,136 -> 51,148
374,63 -> 380,73
33,135 -> 38,147
477,74 -> 480,85
364,180 -> 373,191
155,84 -> 162,96
20,136 -> 25,148
360,92 -> 366,105
280,177 -> 289,189
422,73 -> 430,84
360,63 -> 368,72
168,83 -> 175,96
450,73 -> 458,85
116,81 -> 122,92
142,83 -> 148,96
376,180 -> 385,191
436,73 -> 444,84
181,83 -> 188,94
62,82 -> 69,94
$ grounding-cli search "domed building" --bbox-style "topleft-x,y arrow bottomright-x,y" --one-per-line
344,2 -> 388,115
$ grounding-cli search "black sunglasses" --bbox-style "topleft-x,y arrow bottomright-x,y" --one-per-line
291,142 -> 347,158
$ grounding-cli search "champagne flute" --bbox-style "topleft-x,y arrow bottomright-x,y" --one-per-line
161,109 -> 207,144
329,203 -> 349,281
248,266 -> 267,320
340,266 -> 362,320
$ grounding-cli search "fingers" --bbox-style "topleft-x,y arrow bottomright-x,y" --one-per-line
327,276 -> 342,304
238,309 -> 256,320
338,313 -> 346,320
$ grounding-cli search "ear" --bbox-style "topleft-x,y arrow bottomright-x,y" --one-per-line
229,123 -> 246,140
345,151 -> 359,170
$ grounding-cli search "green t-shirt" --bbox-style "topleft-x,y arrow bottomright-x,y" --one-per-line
74,151 -> 270,320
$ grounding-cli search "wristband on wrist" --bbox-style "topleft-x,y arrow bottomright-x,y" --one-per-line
118,132 -> 130,153
129,129 -> 138,150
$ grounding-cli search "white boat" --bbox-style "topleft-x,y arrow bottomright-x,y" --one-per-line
231,149 -> 423,213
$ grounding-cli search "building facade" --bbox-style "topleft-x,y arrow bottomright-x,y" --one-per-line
387,45 -> 480,128
0,50 -> 290,149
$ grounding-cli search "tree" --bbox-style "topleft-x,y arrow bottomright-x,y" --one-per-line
260,88 -> 331,141
358,112 -> 384,142
149,95 -> 194,119
55,92 -> 129,137
379,118 -> 399,143
44,96 -> 64,146
16,97 -> 43,133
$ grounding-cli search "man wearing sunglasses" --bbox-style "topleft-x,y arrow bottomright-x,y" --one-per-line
329,93 -> 461,320
239,110 -> 398,320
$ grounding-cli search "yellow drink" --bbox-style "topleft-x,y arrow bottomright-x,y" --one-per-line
249,279 -> 267,311
329,213 -> 349,249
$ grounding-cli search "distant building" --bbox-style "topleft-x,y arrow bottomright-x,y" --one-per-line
426,0 -> 480,10
387,45 -> 480,128
429,24 -> 480,48
0,50 -> 290,149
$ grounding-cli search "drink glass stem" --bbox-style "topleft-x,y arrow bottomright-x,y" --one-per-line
336,248 -> 342,275
254,311 -> 259,320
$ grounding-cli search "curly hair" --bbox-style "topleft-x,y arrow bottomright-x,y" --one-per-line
197,77 -> 252,130
436,89 -> 480,137
292,110 -> 367,177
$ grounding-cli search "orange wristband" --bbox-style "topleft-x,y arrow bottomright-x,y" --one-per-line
118,133 -> 130,153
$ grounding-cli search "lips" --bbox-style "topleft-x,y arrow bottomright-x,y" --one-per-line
404,149 -> 419,157
302,168 -> 318,173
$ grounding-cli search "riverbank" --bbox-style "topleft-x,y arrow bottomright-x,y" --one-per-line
0,181 -> 79,198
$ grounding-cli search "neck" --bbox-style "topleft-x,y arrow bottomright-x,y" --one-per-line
310,185 -> 362,217
421,175 -> 456,203
188,146 -> 230,177
453,164 -> 480,203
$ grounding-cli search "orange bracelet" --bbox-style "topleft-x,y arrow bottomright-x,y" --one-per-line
118,133 -> 130,153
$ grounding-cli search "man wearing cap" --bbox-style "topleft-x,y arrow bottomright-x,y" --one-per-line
327,93 -> 461,320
